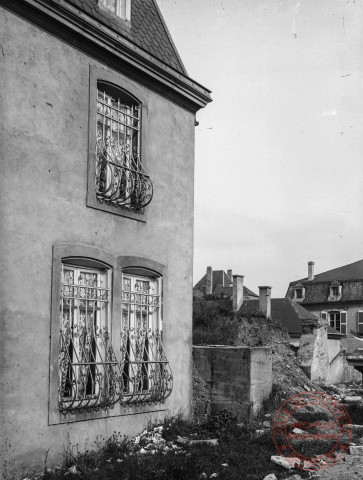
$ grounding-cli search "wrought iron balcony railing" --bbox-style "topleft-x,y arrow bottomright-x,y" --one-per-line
95,134 -> 153,212
59,324 -> 172,414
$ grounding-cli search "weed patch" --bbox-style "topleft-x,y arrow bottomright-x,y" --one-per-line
23,413 -> 312,480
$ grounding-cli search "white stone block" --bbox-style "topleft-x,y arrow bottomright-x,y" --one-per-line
349,445 -> 363,455
270,456 -> 300,469
263,474 -> 277,480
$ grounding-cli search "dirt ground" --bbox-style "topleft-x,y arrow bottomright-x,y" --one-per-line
307,453 -> 363,480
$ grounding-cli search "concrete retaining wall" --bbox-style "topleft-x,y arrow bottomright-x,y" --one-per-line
193,346 -> 272,419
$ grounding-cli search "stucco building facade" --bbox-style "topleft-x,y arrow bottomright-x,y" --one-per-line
0,0 -> 211,476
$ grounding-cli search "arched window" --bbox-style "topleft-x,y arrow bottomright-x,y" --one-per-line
95,82 -> 153,212
120,268 -> 172,404
59,258 -> 117,413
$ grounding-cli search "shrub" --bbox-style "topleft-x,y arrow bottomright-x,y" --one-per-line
193,301 -> 240,345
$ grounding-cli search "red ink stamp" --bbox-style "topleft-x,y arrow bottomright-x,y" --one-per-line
273,392 -> 352,471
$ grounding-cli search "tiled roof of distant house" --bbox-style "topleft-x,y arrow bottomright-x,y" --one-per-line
212,285 -> 258,298
194,270 -> 231,291
291,260 -> 363,284
63,0 -> 186,73
286,260 -> 363,304
239,298 -> 319,337
194,269 -> 258,298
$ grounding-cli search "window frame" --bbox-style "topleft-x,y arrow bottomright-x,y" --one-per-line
87,66 -> 150,222
328,309 -> 347,335
293,284 -> 305,302
59,262 -> 114,412
328,282 -> 342,301
49,245 -> 168,425
98,0 -> 131,23
357,311 -> 363,335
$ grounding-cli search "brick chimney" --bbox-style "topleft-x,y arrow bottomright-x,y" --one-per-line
233,275 -> 244,311
308,261 -> 315,281
259,286 -> 272,318
206,266 -> 213,295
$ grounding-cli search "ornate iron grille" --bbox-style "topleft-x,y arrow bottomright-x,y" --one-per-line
59,265 -> 123,413
59,266 -> 172,414
96,87 -> 153,212
120,275 -> 173,405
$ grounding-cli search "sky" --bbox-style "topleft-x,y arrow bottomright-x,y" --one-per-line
157,0 -> 363,297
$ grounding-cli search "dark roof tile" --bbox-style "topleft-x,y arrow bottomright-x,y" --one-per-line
239,298 -> 319,336
286,260 -> 363,304
291,260 -> 363,284
63,0 -> 186,73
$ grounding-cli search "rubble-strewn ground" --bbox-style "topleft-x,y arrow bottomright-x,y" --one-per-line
15,307 -> 363,480
192,302 -> 363,479
19,413 -> 312,480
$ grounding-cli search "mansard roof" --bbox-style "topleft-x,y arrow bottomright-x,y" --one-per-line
286,260 -> 363,304
291,260 -> 363,284
10,0 -> 211,111
64,0 -> 186,74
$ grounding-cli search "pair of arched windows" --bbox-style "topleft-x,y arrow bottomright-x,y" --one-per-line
49,246 -> 172,421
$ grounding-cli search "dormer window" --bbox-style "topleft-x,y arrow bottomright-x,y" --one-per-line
293,284 -> 305,302
99,0 -> 131,22
328,282 -> 342,301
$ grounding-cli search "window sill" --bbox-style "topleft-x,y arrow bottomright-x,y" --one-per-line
49,402 -> 166,425
87,193 -> 148,222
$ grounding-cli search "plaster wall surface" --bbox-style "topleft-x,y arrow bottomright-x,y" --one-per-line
0,7 -> 196,477
327,339 -> 346,384
297,327 -> 330,383
249,347 -> 272,414
193,346 -> 272,419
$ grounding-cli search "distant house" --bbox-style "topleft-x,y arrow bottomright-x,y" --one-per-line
194,266 -> 258,301
286,261 -> 363,348
239,296 -> 319,347
286,260 -> 363,383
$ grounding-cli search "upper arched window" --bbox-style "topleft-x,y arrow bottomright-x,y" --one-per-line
95,82 -> 153,212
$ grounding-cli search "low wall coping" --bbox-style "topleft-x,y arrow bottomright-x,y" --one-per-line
193,345 -> 271,351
